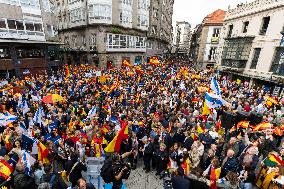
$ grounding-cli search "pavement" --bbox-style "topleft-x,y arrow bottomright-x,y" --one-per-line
125,160 -> 164,189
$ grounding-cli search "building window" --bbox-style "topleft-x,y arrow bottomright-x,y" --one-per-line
162,0 -> 166,6
68,0 -> 79,5
16,21 -> 24,31
69,8 -> 85,23
270,48 -> 284,75
25,21 -> 34,34
227,24 -> 233,38
212,28 -> 220,37
107,33 -> 146,50
82,35 -> 86,46
46,25 -> 54,37
20,0 -> 40,8
138,0 -> 148,11
0,19 -> 7,32
89,4 -> 111,21
72,35 -> 77,47
250,48 -> 261,69
208,47 -> 217,61
7,20 -> 16,31
0,47 -> 11,59
42,0 -> 50,12
89,34 -> 96,46
119,0 -> 132,6
152,25 -> 157,34
34,23 -> 43,32
153,8 -> 158,18
16,47 -> 44,58
260,16 -> 270,35
221,37 -> 254,68
120,9 -> 132,25
146,41 -> 152,49
243,21 -> 249,33
137,14 -> 148,27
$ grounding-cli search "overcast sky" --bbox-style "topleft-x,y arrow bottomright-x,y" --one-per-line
173,0 -> 255,27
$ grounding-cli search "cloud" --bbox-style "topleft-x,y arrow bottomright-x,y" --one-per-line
173,0 -> 255,27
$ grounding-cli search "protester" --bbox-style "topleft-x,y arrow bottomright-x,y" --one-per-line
0,57 -> 284,189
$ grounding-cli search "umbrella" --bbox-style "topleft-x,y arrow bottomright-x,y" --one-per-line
42,94 -> 63,104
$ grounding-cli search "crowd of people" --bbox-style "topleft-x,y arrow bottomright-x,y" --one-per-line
0,57 -> 284,189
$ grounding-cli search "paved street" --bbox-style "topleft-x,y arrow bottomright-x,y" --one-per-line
125,161 -> 164,189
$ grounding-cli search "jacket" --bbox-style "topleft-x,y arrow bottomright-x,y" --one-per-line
41,173 -> 67,189
222,157 -> 238,174
13,172 -> 36,189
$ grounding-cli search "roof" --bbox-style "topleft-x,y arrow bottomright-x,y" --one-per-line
203,9 -> 226,25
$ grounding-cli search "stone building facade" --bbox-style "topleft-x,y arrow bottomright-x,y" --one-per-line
217,0 -> 284,87
58,0 -> 156,67
173,21 -> 191,55
146,0 -> 174,58
0,0 -> 60,77
193,9 -> 225,68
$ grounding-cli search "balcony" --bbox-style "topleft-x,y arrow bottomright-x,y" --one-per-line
221,59 -> 247,69
211,36 -> 219,44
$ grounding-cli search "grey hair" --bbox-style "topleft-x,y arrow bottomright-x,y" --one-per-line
37,183 -> 51,189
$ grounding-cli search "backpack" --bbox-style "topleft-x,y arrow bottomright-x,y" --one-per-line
100,160 -> 114,183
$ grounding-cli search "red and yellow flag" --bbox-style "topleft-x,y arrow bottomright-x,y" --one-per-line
237,121 -> 250,129
0,159 -> 13,180
38,142 -> 49,164
104,121 -> 129,153
65,65 -> 70,77
122,60 -> 132,68
252,122 -> 273,132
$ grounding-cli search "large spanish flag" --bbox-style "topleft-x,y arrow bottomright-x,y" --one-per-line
0,159 -> 14,180
104,121 -> 129,153
237,121 -> 249,129
38,141 -> 49,164
252,122 -> 273,132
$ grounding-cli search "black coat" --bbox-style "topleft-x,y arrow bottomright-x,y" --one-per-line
66,161 -> 87,187
41,173 -> 67,189
184,137 -> 194,150
144,142 -> 153,156
171,176 -> 191,189
13,172 -> 36,189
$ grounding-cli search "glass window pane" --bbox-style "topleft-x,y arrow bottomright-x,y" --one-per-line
34,23 -> 42,31
7,20 -> 16,29
0,19 -> 6,29
16,21 -> 24,30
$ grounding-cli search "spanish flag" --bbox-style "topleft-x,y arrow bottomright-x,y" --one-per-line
38,142 -> 49,164
181,158 -> 190,175
252,122 -> 273,132
104,121 -> 129,153
237,121 -> 249,129
210,166 -> 221,189
101,124 -> 110,134
94,143 -> 102,158
122,60 -> 131,68
0,160 -> 13,180
202,101 -> 210,115
266,96 -> 278,107
65,65 -> 70,77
